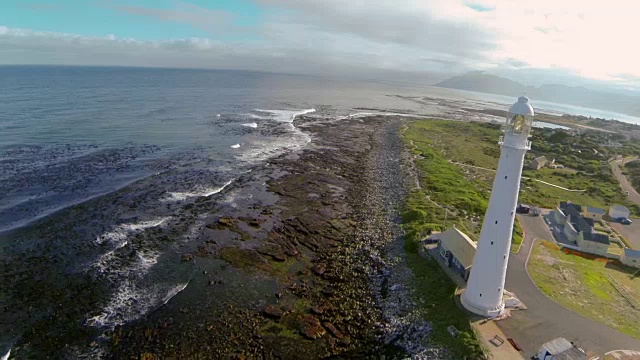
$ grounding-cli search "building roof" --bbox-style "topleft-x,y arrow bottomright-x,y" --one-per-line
610,204 -> 630,213
437,227 -> 477,269
531,156 -> 547,165
586,206 -> 605,215
583,231 -> 610,245
624,248 -> 640,258
541,338 -> 586,359
562,202 -> 610,245
560,201 -> 582,213
542,337 -> 573,355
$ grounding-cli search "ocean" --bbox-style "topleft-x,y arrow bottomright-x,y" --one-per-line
0,66 -> 635,357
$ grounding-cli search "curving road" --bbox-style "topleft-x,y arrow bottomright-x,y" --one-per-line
611,157 -> 640,206
496,214 -> 640,357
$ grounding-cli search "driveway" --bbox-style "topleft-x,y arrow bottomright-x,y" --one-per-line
496,214 -> 640,357
610,221 -> 640,249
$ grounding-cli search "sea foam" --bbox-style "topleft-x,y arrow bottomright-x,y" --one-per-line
241,122 -> 258,128
86,251 -> 163,328
162,179 -> 234,202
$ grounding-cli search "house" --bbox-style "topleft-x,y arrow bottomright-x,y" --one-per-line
609,205 -> 630,220
536,337 -> 587,360
435,227 -> 477,281
621,248 -> 640,268
558,202 -> 610,255
529,156 -> 547,170
584,206 -> 605,221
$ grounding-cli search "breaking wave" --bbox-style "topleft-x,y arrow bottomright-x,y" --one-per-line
161,179 -> 234,202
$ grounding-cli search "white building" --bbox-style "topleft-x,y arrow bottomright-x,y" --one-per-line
461,96 -> 534,317
435,227 -> 477,281
621,248 -> 640,268
537,337 -> 587,360
584,206 -> 605,221
609,205 -> 630,220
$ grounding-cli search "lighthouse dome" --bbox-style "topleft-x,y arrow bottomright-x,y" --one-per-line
508,96 -> 534,116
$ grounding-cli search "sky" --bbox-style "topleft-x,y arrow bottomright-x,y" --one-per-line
1,0 -> 640,92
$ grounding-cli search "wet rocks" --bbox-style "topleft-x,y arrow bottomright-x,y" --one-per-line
311,263 -> 326,275
263,305 -> 284,319
181,253 -> 194,262
310,305 -> 325,315
297,314 -> 325,339
217,217 -> 234,227
323,322 -> 344,339
256,243 -> 287,262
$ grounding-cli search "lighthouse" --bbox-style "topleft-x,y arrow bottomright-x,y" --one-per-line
461,95 -> 534,317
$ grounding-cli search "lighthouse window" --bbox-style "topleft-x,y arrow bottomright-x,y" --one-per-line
495,220 -> 498,224
491,241 -> 494,245
479,294 -> 482,297
504,176 -> 507,179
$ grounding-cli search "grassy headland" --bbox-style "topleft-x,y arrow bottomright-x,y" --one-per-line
399,118 -> 639,356
528,240 -> 640,339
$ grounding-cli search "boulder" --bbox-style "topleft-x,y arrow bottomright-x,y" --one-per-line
262,305 -> 283,319
323,322 -> 344,339
312,263 -> 326,275
297,314 -> 325,339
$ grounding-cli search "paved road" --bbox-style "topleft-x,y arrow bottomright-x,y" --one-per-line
497,214 -> 640,357
611,158 -> 640,206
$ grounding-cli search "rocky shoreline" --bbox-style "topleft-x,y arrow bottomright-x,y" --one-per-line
2,114 -> 447,358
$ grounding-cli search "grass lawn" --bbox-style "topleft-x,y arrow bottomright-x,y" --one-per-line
528,240 -> 640,339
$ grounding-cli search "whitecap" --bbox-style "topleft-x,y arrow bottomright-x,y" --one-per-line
230,143 -> 241,149
95,218 -> 169,246
162,179 -> 234,202
254,108 -> 316,124
86,251 -> 162,328
90,217 -> 170,273
247,114 -> 268,120
216,114 -> 221,117
241,122 -> 258,128
161,282 -> 189,305
1,349 -> 10,360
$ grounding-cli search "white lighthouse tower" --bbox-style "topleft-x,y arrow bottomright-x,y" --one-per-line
461,95 -> 534,317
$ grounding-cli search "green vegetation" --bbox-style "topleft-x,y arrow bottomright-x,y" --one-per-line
528,241 -> 640,339
403,120 -> 539,244
526,128 -> 638,212
512,218 -> 523,253
404,239 -> 484,358
624,160 -> 640,197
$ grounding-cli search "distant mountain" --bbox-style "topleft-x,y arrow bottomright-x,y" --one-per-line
435,72 -> 640,118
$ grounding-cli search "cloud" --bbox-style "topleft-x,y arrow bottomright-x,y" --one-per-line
3,0 -> 640,90
113,2 -> 232,33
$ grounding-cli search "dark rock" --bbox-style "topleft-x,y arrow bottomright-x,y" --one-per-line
297,314 -> 325,339
263,305 -> 283,319
181,253 -> 194,262
310,305 -> 325,315
217,217 -> 234,227
312,263 -> 326,275
323,322 -> 344,339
